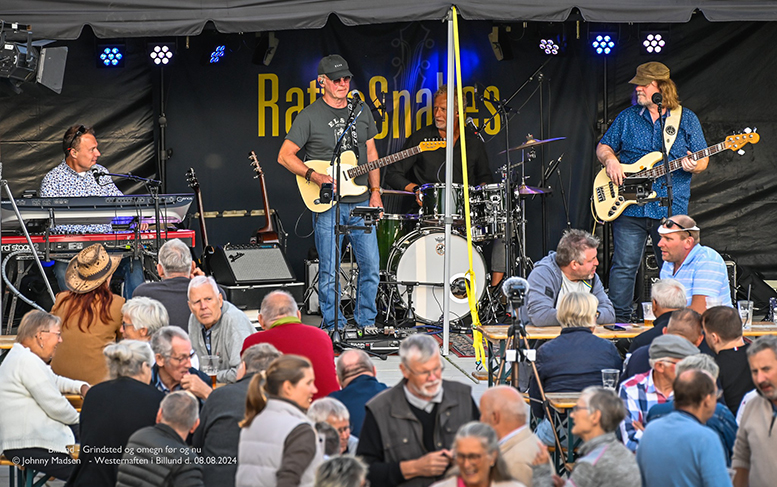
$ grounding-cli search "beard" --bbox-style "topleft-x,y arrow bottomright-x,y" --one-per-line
410,379 -> 442,399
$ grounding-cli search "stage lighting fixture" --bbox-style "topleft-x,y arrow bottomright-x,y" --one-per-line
641,31 -> 668,55
252,32 -> 279,66
148,42 -> 175,66
591,33 -> 616,55
97,44 -> 125,68
209,45 -> 226,64
539,38 -> 561,56
0,24 -> 68,93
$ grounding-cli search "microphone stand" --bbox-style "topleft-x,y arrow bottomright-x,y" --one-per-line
329,98 -> 364,346
97,172 -> 164,251
655,98 -> 674,217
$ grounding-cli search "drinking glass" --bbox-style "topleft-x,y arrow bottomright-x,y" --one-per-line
641,302 -> 656,327
200,355 -> 219,387
602,369 -> 620,390
737,300 -> 754,330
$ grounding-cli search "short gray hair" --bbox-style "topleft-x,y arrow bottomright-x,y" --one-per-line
555,229 -> 599,267
259,290 -> 299,324
242,343 -> 282,375
150,326 -> 190,357
308,397 -> 350,423
122,297 -> 169,335
676,354 -> 720,380
399,334 -> 439,367
453,422 -> 512,482
336,349 -> 374,384
556,292 -> 598,328
16,310 -> 61,343
315,456 -> 368,487
188,275 -> 220,299
104,340 -> 155,379
159,391 -> 199,431
651,279 -> 687,309
748,335 -> 777,359
580,386 -> 626,433
158,238 -> 192,275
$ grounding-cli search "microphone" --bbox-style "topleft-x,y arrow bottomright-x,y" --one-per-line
90,167 -> 106,184
502,276 -> 530,299
651,92 -> 663,106
466,117 -> 485,143
349,90 -> 363,104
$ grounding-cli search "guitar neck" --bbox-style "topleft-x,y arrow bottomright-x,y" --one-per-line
642,141 -> 727,178
347,145 -> 423,178
193,190 -> 209,248
256,173 -> 275,234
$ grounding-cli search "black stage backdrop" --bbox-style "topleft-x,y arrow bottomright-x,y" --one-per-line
1,16 -> 776,282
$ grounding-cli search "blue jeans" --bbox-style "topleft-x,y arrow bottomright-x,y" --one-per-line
54,256 -> 145,299
314,202 -> 379,330
609,215 -> 664,321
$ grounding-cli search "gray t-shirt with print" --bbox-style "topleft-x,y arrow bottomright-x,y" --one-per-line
286,97 -> 378,203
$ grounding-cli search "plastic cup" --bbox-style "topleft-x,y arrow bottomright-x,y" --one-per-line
602,369 -> 620,390
641,302 -> 656,327
738,300 -> 754,330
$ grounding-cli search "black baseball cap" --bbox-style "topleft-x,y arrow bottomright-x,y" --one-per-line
317,55 -> 353,80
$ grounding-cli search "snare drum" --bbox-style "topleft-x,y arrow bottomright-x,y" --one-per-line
387,227 -> 487,324
469,183 -> 507,242
419,183 -> 465,224
376,213 -> 419,270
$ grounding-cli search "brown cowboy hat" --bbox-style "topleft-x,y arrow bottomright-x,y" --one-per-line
65,244 -> 121,293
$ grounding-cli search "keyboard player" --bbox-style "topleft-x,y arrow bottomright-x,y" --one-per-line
39,124 -> 147,298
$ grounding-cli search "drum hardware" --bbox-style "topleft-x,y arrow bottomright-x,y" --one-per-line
497,136 -> 566,155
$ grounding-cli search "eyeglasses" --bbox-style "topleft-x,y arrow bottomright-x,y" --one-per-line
335,425 -> 351,435
167,350 -> 196,365
40,330 -> 62,338
455,452 -> 484,463
67,125 -> 87,152
406,363 -> 445,380
121,322 -> 134,329
571,404 -> 590,413
327,76 -> 352,85
657,359 -> 681,367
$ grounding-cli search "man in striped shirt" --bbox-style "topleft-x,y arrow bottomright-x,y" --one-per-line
658,215 -> 732,315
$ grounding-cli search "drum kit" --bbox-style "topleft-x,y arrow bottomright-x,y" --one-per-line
375,136 -> 564,328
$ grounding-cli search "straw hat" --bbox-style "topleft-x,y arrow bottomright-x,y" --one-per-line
65,244 -> 121,293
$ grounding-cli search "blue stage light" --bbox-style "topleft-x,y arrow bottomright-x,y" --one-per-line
591,33 -> 616,56
96,44 -> 125,68
209,45 -> 226,64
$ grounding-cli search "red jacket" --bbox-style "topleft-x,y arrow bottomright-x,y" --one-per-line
241,319 -> 339,400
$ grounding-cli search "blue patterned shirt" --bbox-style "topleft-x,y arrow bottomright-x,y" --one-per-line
619,370 -> 672,452
600,105 -> 708,219
39,160 -> 123,233
660,243 -> 732,307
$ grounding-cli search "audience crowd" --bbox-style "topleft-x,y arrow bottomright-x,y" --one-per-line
0,219 -> 773,487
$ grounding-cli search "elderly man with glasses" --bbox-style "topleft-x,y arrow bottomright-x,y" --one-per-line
150,326 -> 212,403
657,214 -> 731,314
357,335 -> 479,487
619,333 -> 699,452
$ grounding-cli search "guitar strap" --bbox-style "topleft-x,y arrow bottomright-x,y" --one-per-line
663,105 -> 682,154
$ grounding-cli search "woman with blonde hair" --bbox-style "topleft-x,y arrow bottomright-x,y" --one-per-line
0,310 -> 88,481
50,243 -> 125,385
529,292 -> 622,445
236,355 -> 323,487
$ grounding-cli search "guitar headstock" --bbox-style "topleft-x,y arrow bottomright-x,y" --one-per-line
725,129 -> 760,154
418,139 -> 447,152
185,168 -> 199,190
248,150 -> 263,178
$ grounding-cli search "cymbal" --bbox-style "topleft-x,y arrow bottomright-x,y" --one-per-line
498,136 -> 566,155
515,184 -> 552,195
381,189 -> 415,195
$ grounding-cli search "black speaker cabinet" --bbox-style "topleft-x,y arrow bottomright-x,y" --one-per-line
208,244 -> 295,286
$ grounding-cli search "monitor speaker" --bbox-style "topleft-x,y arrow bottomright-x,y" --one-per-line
208,244 -> 295,286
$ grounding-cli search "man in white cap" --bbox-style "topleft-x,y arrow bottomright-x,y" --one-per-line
657,215 -> 731,314
597,62 -> 709,323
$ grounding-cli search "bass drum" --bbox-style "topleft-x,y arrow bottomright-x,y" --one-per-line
387,227 -> 487,324
376,213 -> 419,270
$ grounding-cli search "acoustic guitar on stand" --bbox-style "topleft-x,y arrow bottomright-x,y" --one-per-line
592,129 -> 760,222
296,140 -> 446,213
248,150 -> 281,245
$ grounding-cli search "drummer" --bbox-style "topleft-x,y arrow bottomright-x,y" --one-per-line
384,85 -> 504,284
